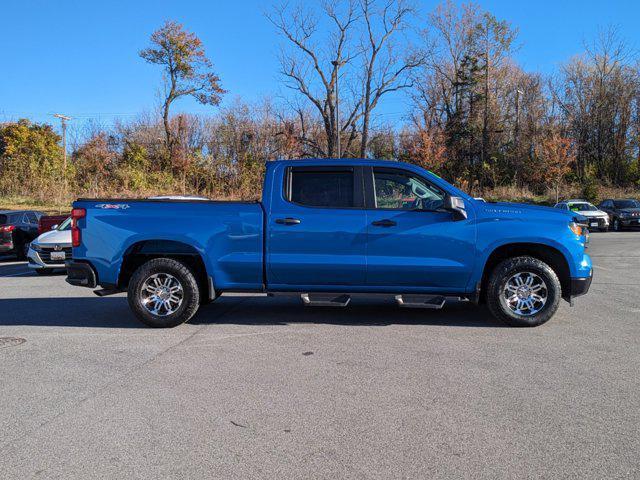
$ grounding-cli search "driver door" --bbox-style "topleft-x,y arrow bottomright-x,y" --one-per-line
364,167 -> 476,291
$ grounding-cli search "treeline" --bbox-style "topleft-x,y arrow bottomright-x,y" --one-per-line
1,1 -> 639,205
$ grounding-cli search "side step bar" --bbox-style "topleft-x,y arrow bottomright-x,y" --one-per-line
301,293 -> 351,307
395,295 -> 446,309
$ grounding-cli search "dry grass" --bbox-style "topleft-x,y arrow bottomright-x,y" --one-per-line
0,196 -> 73,215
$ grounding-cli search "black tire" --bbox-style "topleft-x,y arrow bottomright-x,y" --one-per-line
35,268 -> 54,275
15,242 -> 28,260
486,256 -> 562,327
127,258 -> 200,328
613,218 -> 620,231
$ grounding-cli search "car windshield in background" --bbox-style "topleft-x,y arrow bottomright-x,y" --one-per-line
57,217 -> 72,231
569,203 -> 597,212
614,200 -> 640,208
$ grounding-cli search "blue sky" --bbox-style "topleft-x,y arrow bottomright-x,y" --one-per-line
1,0 -> 638,132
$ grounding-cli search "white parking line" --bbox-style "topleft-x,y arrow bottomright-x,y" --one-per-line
592,265 -> 611,272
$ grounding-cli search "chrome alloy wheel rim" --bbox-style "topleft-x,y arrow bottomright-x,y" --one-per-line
140,273 -> 184,316
503,272 -> 547,316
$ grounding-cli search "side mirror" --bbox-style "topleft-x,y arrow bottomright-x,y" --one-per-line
51,224 -> 58,230
444,195 -> 467,220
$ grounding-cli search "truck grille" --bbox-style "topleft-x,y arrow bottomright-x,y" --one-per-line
38,246 -> 72,264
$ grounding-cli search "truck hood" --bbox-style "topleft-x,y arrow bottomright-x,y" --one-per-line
617,208 -> 640,215
33,228 -> 71,246
478,201 -> 576,220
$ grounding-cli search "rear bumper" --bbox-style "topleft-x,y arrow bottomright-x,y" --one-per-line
0,235 -> 14,252
65,261 -> 97,288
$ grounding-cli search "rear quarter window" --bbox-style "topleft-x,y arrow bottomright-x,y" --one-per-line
289,170 -> 354,208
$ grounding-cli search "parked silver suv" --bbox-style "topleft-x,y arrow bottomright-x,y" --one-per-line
554,199 -> 609,232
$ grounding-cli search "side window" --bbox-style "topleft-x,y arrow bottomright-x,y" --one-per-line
373,169 -> 445,211
289,169 -> 354,208
26,212 -> 38,224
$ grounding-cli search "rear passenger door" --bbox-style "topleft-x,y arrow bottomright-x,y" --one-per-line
267,165 -> 368,287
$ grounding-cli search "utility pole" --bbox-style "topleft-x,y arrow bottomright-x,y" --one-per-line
331,59 -> 345,158
53,114 -> 72,171
514,89 -> 524,186
53,113 -> 72,194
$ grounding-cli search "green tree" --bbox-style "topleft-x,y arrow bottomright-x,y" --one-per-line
0,119 -> 66,199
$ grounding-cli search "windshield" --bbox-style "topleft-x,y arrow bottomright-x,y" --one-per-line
568,203 -> 597,212
57,217 -> 72,231
614,200 -> 640,209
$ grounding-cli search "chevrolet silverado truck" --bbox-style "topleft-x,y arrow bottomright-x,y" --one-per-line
66,159 -> 592,328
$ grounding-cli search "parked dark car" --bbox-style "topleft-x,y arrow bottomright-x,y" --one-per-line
38,214 -> 69,234
597,199 -> 640,231
0,210 -> 44,259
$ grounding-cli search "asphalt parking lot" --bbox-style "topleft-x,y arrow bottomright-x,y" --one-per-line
1,233 -> 639,479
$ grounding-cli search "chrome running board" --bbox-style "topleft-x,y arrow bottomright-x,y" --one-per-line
301,293 -> 351,307
395,295 -> 446,309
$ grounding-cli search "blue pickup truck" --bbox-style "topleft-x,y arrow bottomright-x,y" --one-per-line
66,159 -> 592,328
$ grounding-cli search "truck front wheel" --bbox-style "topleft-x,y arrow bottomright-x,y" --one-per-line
127,258 -> 201,328
486,256 -> 562,327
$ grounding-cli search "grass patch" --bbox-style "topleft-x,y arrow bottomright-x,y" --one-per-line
0,196 -> 72,215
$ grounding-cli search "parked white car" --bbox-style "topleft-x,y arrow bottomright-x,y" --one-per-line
554,199 -> 610,232
27,217 -> 72,274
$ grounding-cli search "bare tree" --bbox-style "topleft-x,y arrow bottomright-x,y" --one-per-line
358,0 -> 423,157
270,0 -> 421,158
269,1 -> 360,157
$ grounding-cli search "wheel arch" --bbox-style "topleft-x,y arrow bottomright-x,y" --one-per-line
118,239 -> 212,300
479,242 -> 571,302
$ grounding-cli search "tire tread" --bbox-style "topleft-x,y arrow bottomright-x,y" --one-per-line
127,258 -> 200,328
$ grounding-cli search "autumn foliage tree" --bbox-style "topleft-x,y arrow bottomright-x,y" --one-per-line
534,132 -> 575,202
140,21 -> 225,160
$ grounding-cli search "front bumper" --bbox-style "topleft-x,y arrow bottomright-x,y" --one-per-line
66,261 -> 98,288
620,217 -> 640,227
27,247 -> 66,269
569,276 -> 592,298
584,217 -> 609,229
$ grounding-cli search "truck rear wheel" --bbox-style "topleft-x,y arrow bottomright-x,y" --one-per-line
486,256 -> 561,327
127,258 -> 200,328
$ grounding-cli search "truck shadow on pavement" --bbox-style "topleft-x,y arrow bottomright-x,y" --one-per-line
0,295 -> 505,328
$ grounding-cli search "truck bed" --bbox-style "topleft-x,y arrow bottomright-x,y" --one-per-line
72,198 -> 264,291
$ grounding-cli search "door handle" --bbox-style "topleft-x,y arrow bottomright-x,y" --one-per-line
371,219 -> 396,227
275,217 -> 301,225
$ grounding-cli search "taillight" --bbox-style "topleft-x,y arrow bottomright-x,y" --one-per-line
71,208 -> 86,247
1,225 -> 16,233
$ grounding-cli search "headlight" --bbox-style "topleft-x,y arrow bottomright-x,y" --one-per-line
569,222 -> 586,236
